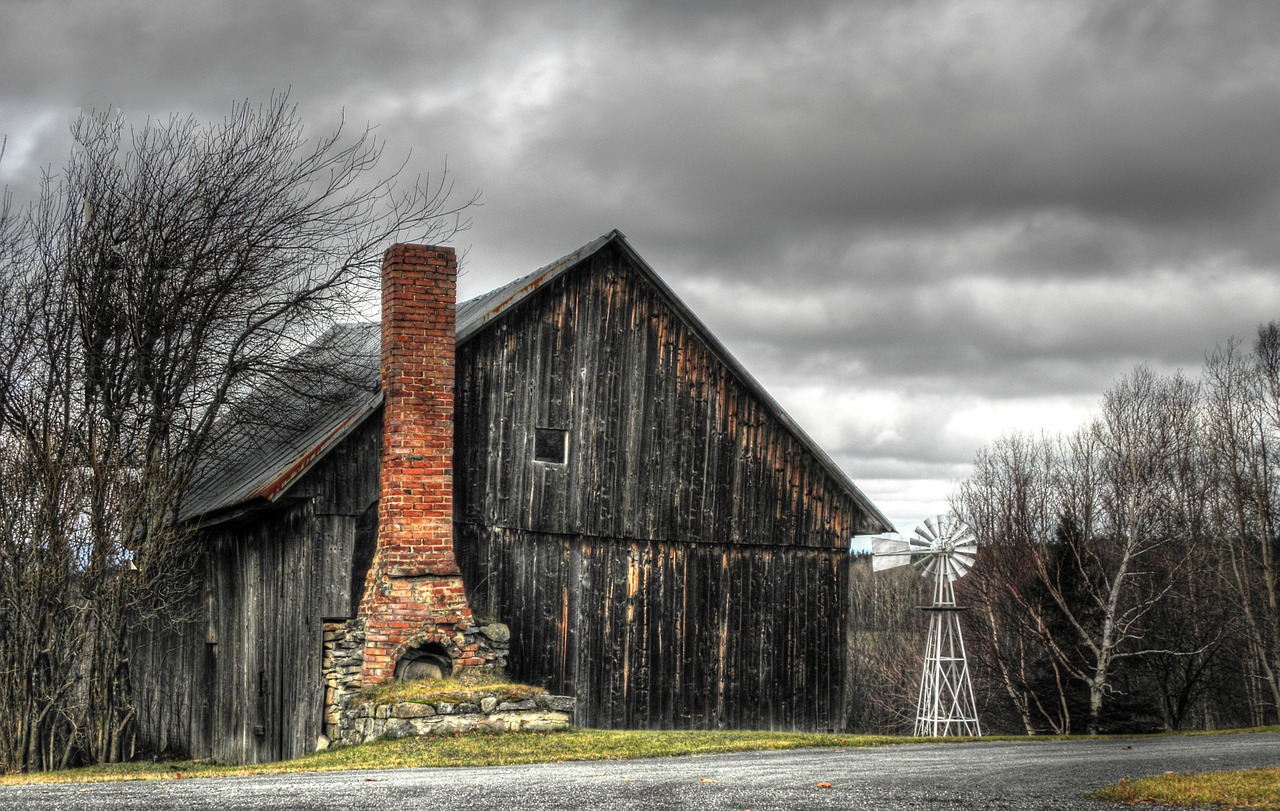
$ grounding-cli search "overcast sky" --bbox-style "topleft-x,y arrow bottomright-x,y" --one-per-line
4,0 -> 1280,534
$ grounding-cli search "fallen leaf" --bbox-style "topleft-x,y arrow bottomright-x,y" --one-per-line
700,778 -> 716,783
363,778 -> 378,782
816,782 -> 833,789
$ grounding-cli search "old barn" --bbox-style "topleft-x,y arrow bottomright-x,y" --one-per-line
132,230 -> 893,763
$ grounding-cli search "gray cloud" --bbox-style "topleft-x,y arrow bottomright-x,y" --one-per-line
4,0 -> 1280,530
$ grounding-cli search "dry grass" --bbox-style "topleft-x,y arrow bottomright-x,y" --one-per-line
1095,766 -> 1280,809
0,729 -> 907,786
354,671 -> 545,708
1184,725 -> 1280,737
4,725 -> 1275,789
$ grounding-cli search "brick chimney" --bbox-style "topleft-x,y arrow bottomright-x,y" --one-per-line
359,243 -> 480,685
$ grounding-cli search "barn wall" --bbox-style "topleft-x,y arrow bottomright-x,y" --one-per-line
454,243 -> 877,549
132,416 -> 380,763
452,243 -> 872,730
131,502 -> 320,763
130,602 -> 210,757
456,524 -> 851,730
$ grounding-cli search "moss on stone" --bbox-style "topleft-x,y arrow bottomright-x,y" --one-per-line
355,670 -> 545,709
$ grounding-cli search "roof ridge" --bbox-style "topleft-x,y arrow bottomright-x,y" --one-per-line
455,230 -> 623,342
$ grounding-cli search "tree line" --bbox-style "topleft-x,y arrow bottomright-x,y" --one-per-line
0,96 -> 469,772
849,325 -> 1280,734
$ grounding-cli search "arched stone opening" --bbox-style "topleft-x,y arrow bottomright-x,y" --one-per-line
394,641 -> 453,681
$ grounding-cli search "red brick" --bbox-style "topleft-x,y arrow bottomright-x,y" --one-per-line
358,243 -> 477,686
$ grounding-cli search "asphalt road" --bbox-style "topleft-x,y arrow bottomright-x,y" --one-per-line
4,732 -> 1279,811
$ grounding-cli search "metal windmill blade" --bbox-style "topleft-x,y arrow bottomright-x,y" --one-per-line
870,535 -> 912,571
908,514 -> 977,583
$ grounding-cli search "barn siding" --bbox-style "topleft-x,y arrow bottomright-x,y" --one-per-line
454,243 -> 878,548
130,606 -> 210,757
452,243 -> 872,730
456,524 -> 851,730
132,416 -> 380,763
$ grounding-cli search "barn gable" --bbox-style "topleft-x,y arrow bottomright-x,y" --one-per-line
454,232 -> 890,545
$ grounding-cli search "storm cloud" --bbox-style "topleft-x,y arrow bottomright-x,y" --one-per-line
4,0 -> 1279,530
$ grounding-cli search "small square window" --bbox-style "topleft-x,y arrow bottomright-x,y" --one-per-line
534,427 -> 568,464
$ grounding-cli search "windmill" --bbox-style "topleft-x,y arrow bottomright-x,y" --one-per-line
870,514 -> 981,737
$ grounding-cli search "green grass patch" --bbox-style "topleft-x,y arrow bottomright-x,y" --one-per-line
354,670 -> 545,708
0,729 -> 907,785
1095,766 -> 1280,809
4,725 -> 1275,788
1183,725 -> 1280,736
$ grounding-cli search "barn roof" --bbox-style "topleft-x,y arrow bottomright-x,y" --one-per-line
183,230 -> 892,533
179,323 -> 383,522
455,231 -> 617,344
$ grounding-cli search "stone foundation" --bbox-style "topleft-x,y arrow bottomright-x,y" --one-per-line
322,620 -> 368,742
337,693 -> 575,745
321,617 -> 515,743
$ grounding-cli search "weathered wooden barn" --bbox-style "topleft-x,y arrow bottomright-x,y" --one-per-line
131,230 -> 892,763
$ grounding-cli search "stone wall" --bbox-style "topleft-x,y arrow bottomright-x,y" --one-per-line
322,617 -> 516,744
337,693 -> 575,745
322,620 -> 368,742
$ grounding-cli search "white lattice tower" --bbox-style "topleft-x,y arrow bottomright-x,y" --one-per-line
915,551 -> 980,736
867,514 -> 982,737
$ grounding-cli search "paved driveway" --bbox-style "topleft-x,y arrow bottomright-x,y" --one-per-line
4,732 -> 1279,811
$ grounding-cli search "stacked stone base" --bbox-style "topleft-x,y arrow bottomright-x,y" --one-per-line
338,694 -> 575,745
322,616 -> 555,746
322,621 -> 368,741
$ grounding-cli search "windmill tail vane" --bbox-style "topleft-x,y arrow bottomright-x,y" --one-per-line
864,514 -> 981,738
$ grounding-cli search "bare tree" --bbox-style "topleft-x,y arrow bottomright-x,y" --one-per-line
956,368 -> 1206,734
845,556 -> 927,733
1204,329 -> 1280,724
1063,367 -> 1201,732
0,94 -> 474,770
956,432 -> 1075,734
0,205 -> 96,770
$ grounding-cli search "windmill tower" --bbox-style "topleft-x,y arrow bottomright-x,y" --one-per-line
871,514 -> 981,737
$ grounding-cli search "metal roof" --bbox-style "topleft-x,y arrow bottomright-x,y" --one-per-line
455,230 -> 618,343
183,230 -> 892,533
179,323 -> 382,523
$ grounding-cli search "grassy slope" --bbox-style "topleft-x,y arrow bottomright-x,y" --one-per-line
0,730 -> 919,785
1095,765 -> 1280,810
3,726 -> 1276,792
354,676 -> 545,707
